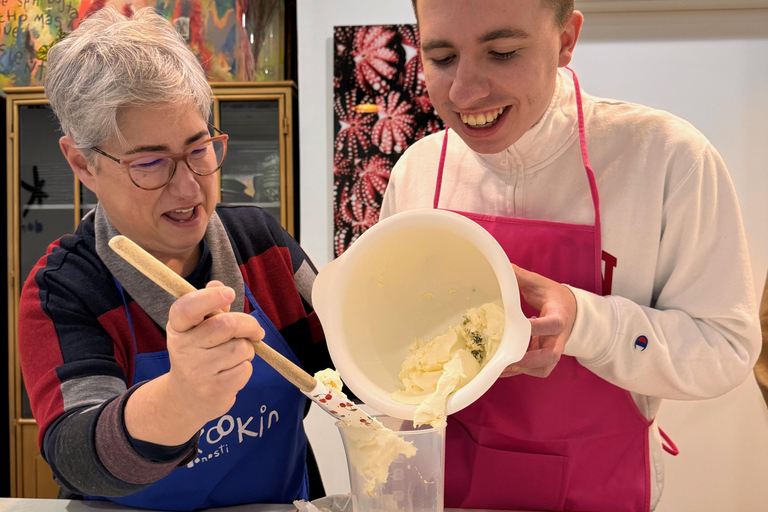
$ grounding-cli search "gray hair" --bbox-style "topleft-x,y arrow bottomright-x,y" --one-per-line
44,7 -> 212,160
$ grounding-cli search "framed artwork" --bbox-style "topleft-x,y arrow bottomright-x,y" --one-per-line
332,24 -> 445,257
0,0 -> 284,91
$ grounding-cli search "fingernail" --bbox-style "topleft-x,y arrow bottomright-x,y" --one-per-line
221,288 -> 235,301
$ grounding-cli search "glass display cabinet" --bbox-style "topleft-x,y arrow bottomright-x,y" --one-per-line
5,81 -> 298,497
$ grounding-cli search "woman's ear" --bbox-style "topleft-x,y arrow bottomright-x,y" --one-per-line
60,136 -> 98,194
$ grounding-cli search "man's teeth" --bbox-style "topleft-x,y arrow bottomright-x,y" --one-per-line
461,107 -> 506,127
173,207 -> 194,213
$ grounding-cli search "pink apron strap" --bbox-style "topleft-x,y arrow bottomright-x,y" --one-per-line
433,129 -> 450,209
567,67 -> 603,294
659,428 -> 680,456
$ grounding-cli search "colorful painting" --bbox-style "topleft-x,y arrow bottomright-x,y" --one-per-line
0,0 -> 283,92
333,24 -> 445,257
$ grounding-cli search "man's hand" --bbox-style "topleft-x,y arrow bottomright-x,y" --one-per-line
500,265 -> 577,378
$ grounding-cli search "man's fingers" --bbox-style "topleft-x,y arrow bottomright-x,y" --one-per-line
500,350 -> 559,379
512,264 -> 550,310
513,348 -> 560,369
512,264 -> 536,289
500,364 -> 524,378
529,315 -> 565,337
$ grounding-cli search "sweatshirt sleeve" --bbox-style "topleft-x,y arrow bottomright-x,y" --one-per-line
564,144 -> 761,400
19,249 -> 196,497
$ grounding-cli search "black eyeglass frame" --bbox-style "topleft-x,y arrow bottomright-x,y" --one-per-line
90,124 -> 229,191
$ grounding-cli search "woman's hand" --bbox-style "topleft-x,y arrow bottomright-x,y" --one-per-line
164,281 -> 264,422
124,281 -> 265,445
500,265 -> 577,379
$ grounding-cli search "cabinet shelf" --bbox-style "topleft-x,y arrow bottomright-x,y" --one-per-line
21,205 -> 78,210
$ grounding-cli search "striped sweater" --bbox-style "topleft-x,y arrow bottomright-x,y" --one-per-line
18,204 -> 330,497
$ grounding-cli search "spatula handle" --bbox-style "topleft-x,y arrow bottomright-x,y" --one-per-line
108,235 -> 318,393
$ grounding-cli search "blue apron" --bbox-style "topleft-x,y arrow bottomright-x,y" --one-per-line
103,279 -> 309,511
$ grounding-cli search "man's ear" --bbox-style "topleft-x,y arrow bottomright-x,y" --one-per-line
558,11 -> 584,67
60,136 -> 98,194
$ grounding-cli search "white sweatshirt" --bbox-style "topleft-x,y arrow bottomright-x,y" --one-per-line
380,69 -> 761,508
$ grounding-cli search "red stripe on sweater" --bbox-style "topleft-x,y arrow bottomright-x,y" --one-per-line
241,246 -> 305,331
18,243 -> 65,448
98,304 -> 167,385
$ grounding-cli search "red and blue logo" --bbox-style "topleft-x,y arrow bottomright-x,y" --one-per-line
634,335 -> 648,352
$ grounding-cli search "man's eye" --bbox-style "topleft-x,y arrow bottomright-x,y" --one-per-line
429,55 -> 455,67
490,50 -> 517,60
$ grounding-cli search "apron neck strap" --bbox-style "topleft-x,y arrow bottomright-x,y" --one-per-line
434,128 -> 450,209
567,67 -> 601,229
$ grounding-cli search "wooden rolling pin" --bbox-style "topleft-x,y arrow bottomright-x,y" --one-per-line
108,235 -> 317,393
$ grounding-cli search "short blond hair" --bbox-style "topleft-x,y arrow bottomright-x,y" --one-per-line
411,0 -> 574,28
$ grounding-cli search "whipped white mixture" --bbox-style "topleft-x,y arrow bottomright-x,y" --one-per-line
314,369 -> 416,494
391,302 -> 505,427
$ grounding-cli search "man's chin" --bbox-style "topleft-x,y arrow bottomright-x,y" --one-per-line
453,130 -> 516,155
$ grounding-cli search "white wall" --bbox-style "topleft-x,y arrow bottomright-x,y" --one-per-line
298,3 -> 768,510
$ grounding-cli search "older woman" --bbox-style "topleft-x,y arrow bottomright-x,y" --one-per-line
18,8 -> 330,510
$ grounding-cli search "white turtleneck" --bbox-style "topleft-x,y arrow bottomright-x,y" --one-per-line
381,68 -> 760,509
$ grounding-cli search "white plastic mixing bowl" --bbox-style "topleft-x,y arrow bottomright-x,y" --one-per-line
312,209 -> 531,420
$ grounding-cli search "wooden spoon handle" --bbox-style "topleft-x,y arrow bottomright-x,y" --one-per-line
108,235 -> 318,393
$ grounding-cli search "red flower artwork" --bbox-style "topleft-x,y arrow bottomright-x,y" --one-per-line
353,155 -> 392,207
371,92 -> 415,155
334,90 -> 376,163
333,24 -> 444,256
351,26 -> 399,93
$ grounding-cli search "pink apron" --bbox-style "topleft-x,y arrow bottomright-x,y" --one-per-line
438,71 -> 662,512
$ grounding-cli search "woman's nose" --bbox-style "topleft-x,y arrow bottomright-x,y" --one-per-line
166,159 -> 202,195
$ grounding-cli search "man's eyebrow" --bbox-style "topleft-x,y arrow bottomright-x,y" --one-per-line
421,38 -> 453,53
480,28 -> 530,43
421,28 -> 530,53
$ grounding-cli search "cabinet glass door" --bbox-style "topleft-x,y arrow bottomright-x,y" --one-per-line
18,104 -> 74,283
219,100 -> 282,222
17,103 -> 74,419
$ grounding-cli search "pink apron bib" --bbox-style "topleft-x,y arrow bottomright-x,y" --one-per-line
437,70 -> 655,512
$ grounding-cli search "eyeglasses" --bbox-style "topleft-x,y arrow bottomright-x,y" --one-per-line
90,125 -> 229,191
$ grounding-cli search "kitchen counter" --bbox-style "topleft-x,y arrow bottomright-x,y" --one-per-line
0,498 -> 534,512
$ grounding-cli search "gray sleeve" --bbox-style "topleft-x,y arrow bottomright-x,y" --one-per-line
44,385 -> 199,497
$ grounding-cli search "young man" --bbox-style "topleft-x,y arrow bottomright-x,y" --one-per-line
381,1 -> 760,510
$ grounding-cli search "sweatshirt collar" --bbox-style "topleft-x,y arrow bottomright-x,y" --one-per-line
474,69 -> 579,173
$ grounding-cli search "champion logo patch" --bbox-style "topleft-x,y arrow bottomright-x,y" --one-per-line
634,335 -> 649,352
